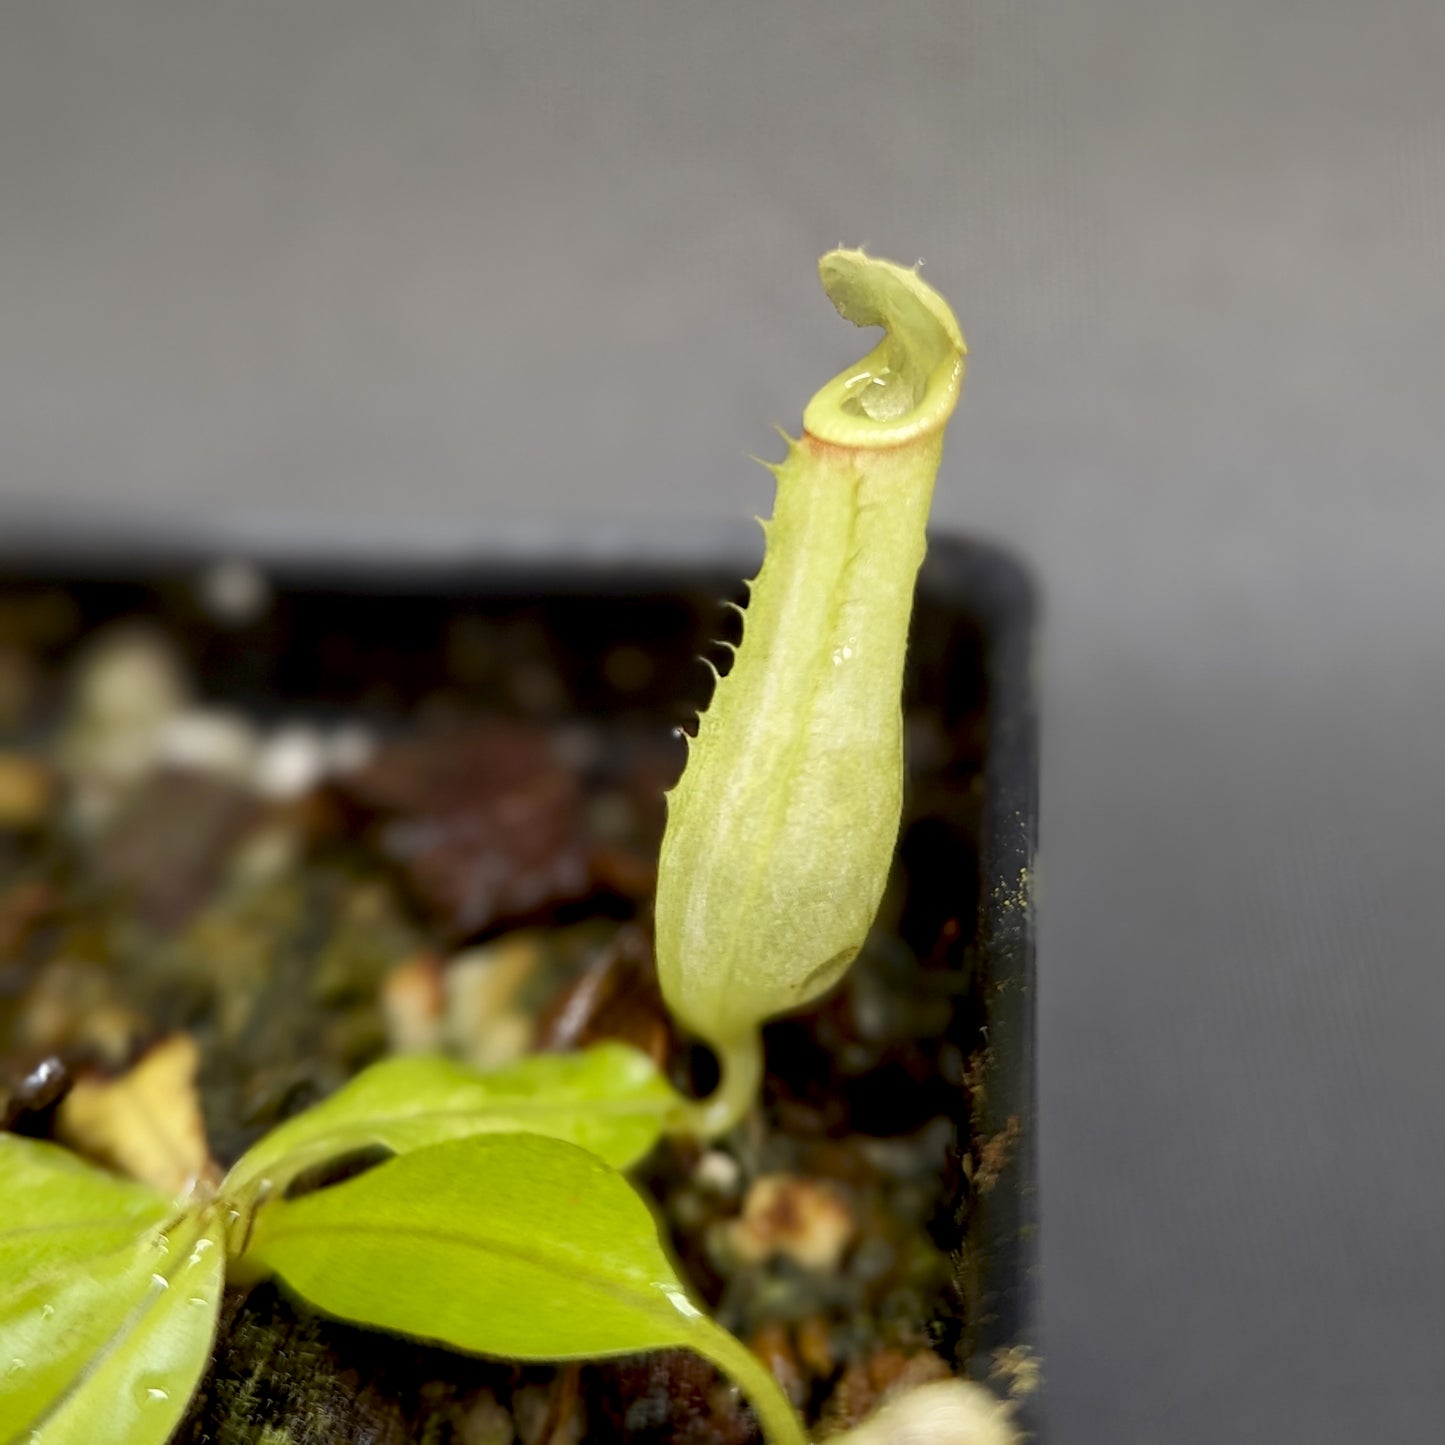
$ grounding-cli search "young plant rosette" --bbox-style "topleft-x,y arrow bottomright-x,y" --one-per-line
0,252 -> 1017,1445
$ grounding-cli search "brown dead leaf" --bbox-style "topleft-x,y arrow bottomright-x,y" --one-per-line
57,1032 -> 219,1195
343,721 -> 592,938
534,924 -> 675,1066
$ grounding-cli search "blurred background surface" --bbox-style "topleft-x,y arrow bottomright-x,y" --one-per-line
2,4 -> 1443,1441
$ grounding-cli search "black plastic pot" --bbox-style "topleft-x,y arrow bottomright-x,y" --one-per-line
0,519 -> 1038,1435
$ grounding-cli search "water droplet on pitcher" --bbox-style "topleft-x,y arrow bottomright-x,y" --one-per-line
134,1380 -> 170,1405
840,364 -> 918,422
151,1273 -> 170,1290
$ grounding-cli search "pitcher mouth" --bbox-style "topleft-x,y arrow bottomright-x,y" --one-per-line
802,249 -> 966,452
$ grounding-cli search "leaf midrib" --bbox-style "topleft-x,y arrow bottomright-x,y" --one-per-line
255,1215 -> 679,1338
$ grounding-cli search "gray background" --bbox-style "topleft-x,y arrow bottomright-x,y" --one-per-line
3,3 -> 1443,1441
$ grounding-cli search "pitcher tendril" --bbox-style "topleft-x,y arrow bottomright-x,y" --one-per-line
656,249 -> 967,1137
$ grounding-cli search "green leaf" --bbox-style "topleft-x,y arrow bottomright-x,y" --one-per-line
242,1132 -> 698,1359
225,1043 -> 679,1207
0,1135 -> 225,1445
0,1135 -> 173,1270
241,1133 -> 805,1445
